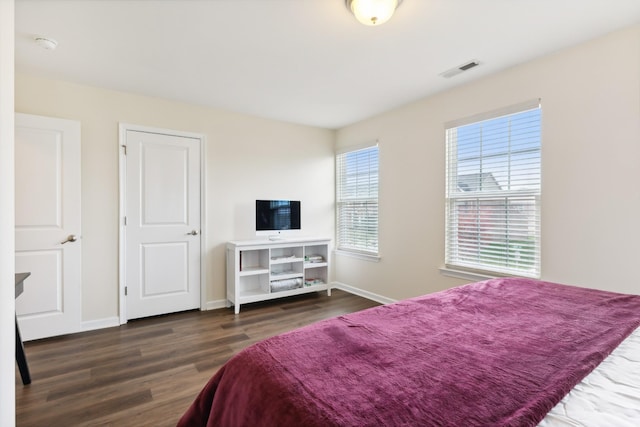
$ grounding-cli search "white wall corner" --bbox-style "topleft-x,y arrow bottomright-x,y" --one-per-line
0,1 -> 15,425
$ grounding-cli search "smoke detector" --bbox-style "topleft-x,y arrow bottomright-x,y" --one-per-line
34,36 -> 58,50
439,60 -> 481,78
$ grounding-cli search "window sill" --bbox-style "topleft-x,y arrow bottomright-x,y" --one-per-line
334,250 -> 380,263
439,267 -> 497,282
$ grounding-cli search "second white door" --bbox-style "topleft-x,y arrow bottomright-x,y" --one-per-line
123,128 -> 202,320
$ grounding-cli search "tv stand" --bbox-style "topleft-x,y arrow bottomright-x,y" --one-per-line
226,238 -> 331,313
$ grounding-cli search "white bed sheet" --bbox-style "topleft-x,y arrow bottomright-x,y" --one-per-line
540,327 -> 640,426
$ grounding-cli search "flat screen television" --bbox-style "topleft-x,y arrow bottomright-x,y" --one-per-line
256,200 -> 301,237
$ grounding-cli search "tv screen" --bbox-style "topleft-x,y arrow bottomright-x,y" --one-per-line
256,200 -> 301,234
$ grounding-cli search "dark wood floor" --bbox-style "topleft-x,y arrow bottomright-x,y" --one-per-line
15,290 -> 379,426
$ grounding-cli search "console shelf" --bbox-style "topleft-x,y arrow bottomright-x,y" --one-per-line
226,238 -> 331,314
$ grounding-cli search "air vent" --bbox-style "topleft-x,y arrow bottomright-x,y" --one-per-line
440,60 -> 481,78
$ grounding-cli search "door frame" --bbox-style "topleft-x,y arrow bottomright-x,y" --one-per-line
118,123 -> 206,324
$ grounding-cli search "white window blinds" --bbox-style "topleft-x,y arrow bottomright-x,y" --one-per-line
336,144 -> 379,256
445,100 -> 541,277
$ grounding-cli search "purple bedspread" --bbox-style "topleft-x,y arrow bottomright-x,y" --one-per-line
178,278 -> 640,426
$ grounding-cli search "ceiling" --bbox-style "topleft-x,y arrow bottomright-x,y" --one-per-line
15,0 -> 640,129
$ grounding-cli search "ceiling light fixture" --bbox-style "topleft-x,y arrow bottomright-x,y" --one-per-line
346,0 -> 403,26
34,36 -> 58,50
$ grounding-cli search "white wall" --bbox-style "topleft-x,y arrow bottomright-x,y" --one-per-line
335,24 -> 640,298
15,76 -> 335,323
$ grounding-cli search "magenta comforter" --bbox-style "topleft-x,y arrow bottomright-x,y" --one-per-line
178,278 -> 640,426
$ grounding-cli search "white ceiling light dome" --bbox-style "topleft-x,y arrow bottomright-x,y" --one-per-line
346,0 -> 403,26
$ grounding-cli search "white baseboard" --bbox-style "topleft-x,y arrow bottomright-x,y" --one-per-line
79,291 -> 381,334
80,301 -> 228,334
331,281 -> 396,305
81,316 -> 120,332
203,298 -> 228,311
80,300 -> 229,335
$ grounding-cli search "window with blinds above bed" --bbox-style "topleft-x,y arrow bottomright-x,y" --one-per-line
445,100 -> 541,277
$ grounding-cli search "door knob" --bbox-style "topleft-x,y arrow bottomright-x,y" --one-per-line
61,234 -> 77,244
187,230 -> 199,236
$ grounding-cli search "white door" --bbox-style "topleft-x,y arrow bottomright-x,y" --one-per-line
14,113 -> 82,341
123,128 -> 202,320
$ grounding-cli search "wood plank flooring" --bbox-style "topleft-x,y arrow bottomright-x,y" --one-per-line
15,290 -> 379,426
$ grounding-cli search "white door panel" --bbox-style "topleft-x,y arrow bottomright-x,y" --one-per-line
124,129 -> 201,320
142,242 -> 188,295
15,127 -> 61,228
15,113 -> 82,341
142,143 -> 189,224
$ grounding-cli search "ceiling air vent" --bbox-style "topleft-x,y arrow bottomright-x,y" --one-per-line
439,60 -> 481,78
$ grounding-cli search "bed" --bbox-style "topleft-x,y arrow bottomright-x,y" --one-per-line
178,278 -> 640,426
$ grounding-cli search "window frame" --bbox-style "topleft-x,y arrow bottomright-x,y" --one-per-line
335,142 -> 380,259
445,99 -> 541,278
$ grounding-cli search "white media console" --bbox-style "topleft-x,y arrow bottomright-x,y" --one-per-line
226,238 -> 331,314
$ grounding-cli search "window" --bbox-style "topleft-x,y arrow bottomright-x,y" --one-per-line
445,100 -> 541,277
336,144 -> 379,256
